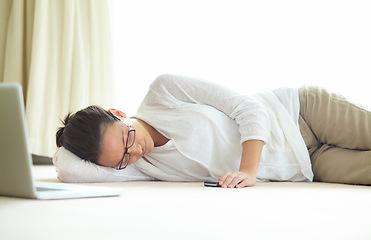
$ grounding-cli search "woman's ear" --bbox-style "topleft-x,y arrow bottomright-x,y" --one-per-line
108,108 -> 127,119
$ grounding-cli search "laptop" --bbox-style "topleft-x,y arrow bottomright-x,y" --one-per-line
0,82 -> 122,199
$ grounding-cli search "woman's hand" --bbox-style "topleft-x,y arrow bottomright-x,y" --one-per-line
218,140 -> 263,188
219,171 -> 257,188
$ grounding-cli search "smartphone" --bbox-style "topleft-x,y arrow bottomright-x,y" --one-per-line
204,180 -> 221,187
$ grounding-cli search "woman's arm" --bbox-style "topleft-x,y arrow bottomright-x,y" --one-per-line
219,140 -> 264,188
147,74 -> 270,143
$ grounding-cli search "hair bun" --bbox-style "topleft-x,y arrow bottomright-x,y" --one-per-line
55,113 -> 72,147
56,127 -> 64,147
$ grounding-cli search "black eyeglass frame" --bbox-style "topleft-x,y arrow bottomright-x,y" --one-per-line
112,114 -> 136,170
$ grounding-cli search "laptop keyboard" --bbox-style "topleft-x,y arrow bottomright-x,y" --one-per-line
36,187 -> 65,192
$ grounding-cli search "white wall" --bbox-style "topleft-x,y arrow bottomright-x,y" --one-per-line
111,0 -> 371,116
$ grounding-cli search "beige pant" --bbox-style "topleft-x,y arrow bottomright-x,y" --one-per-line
299,86 -> 371,185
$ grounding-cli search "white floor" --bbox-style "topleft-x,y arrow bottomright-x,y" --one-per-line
1,165 -> 370,240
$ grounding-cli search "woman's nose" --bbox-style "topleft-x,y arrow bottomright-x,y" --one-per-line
127,143 -> 143,155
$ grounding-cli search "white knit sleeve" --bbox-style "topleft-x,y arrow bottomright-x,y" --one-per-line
145,74 -> 270,144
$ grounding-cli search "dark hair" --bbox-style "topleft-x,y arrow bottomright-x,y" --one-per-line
56,105 -> 119,163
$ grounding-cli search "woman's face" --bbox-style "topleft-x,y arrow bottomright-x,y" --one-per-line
97,117 -> 155,168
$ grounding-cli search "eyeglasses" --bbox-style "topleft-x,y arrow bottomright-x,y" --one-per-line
116,120 -> 136,170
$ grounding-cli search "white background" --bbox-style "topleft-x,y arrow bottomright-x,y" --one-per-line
111,0 -> 371,116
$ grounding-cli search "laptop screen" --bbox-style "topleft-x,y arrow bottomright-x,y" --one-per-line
0,83 -> 36,198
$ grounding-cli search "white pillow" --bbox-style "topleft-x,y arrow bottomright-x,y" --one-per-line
52,147 -> 155,183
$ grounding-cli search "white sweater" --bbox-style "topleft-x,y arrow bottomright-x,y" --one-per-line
133,74 -> 313,182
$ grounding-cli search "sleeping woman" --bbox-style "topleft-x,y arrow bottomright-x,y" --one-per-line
56,74 -> 371,188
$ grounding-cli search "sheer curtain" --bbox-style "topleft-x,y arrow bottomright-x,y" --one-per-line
111,0 -> 371,117
0,0 -> 115,157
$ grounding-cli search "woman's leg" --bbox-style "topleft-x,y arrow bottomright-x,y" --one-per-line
299,86 -> 371,185
311,144 -> 371,185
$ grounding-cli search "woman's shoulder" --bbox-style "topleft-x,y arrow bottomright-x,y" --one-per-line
150,74 -> 180,87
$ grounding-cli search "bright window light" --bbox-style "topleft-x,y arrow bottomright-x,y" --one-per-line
111,0 -> 371,116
